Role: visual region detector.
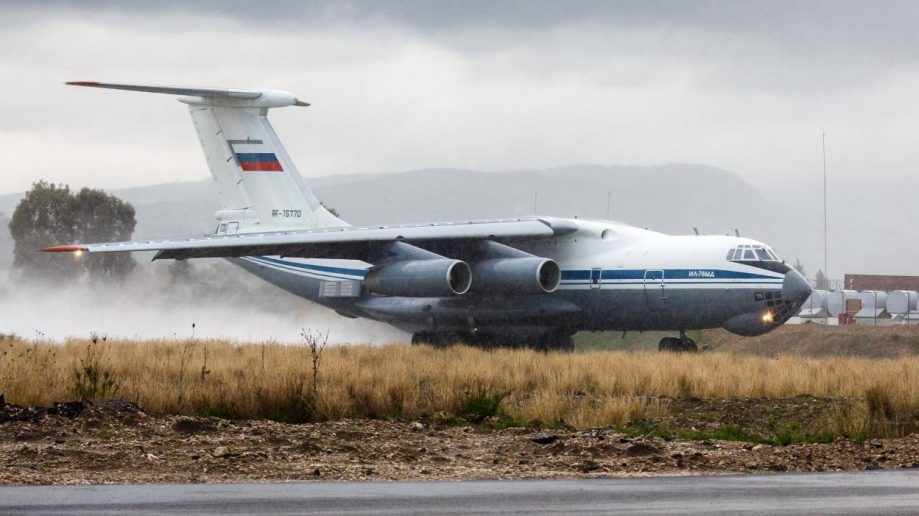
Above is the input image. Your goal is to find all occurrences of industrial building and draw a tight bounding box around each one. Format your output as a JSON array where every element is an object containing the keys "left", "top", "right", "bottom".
[{"left": 798, "top": 273, "right": 919, "bottom": 325}]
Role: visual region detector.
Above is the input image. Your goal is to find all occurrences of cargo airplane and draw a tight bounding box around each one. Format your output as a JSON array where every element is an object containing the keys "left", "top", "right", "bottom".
[{"left": 45, "top": 82, "right": 811, "bottom": 351}]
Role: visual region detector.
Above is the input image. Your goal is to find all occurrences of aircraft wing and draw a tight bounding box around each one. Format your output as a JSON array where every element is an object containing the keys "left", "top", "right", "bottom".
[{"left": 42, "top": 218, "right": 578, "bottom": 261}]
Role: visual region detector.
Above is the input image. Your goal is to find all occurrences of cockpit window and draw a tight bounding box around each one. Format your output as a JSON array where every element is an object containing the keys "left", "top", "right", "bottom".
[{"left": 727, "top": 244, "right": 781, "bottom": 263}]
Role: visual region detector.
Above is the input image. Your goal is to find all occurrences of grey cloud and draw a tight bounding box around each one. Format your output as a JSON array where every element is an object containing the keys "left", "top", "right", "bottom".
[
  {"left": 5, "top": 0, "right": 919, "bottom": 95},
  {"left": 1, "top": 0, "right": 918, "bottom": 211}
]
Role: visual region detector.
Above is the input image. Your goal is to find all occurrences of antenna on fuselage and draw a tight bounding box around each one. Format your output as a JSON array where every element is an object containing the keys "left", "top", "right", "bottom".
[
  {"left": 693, "top": 227, "right": 700, "bottom": 236},
  {"left": 734, "top": 228, "right": 741, "bottom": 237}
]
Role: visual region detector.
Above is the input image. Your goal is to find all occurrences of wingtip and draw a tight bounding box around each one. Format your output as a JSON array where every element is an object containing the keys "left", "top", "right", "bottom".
[
  {"left": 65, "top": 81, "right": 100, "bottom": 87},
  {"left": 41, "top": 245, "right": 88, "bottom": 253}
]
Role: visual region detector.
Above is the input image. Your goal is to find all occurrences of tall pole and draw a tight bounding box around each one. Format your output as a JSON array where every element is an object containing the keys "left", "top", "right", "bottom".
[{"left": 822, "top": 132, "right": 828, "bottom": 291}]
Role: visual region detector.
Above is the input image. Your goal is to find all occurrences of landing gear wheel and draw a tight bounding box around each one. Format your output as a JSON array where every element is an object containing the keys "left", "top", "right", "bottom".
[
  {"left": 678, "top": 338, "right": 698, "bottom": 352},
  {"left": 439, "top": 332, "right": 463, "bottom": 348},
  {"left": 658, "top": 335, "right": 698, "bottom": 353},
  {"left": 411, "top": 332, "right": 464, "bottom": 348},
  {"left": 555, "top": 335, "right": 576, "bottom": 353},
  {"left": 411, "top": 332, "right": 432, "bottom": 346},
  {"left": 532, "top": 332, "right": 576, "bottom": 353},
  {"left": 658, "top": 337, "right": 678, "bottom": 352}
]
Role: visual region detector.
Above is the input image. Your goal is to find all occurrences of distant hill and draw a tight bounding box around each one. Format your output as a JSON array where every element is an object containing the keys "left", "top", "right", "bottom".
[
  {"left": 1, "top": 164, "right": 913, "bottom": 276},
  {"left": 0, "top": 163, "right": 771, "bottom": 233}
]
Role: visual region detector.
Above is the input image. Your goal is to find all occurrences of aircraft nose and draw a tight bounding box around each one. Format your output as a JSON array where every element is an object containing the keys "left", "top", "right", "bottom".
[{"left": 782, "top": 268, "right": 811, "bottom": 305}]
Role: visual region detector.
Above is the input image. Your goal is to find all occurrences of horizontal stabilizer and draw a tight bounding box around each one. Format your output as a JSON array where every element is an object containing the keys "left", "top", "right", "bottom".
[{"left": 66, "top": 81, "right": 309, "bottom": 106}]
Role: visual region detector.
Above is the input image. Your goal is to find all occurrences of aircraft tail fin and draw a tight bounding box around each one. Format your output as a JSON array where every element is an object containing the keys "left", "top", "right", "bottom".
[{"left": 67, "top": 81, "right": 345, "bottom": 232}]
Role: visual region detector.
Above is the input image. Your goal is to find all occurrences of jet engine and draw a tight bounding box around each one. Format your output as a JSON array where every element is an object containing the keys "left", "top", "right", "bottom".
[
  {"left": 365, "top": 259, "right": 472, "bottom": 297},
  {"left": 470, "top": 257, "right": 561, "bottom": 294}
]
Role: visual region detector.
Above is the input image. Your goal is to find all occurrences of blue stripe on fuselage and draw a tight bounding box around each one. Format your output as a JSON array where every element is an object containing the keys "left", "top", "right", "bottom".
[
  {"left": 251, "top": 257, "right": 777, "bottom": 285},
  {"left": 560, "top": 269, "right": 781, "bottom": 281}
]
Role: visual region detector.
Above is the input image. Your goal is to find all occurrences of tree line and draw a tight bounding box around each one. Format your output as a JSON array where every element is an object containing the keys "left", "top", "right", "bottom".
[{"left": 8, "top": 181, "right": 136, "bottom": 281}]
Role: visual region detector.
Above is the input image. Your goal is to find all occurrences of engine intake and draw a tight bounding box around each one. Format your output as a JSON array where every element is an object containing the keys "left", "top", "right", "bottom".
[
  {"left": 470, "top": 258, "right": 561, "bottom": 294},
  {"left": 365, "top": 259, "right": 472, "bottom": 297}
]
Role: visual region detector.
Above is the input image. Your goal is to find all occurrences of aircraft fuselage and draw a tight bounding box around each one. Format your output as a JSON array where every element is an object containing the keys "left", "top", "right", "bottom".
[{"left": 233, "top": 219, "right": 811, "bottom": 343}]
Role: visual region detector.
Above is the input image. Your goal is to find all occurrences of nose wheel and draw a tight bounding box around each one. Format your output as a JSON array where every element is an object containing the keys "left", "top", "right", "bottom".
[{"left": 659, "top": 331, "right": 698, "bottom": 353}]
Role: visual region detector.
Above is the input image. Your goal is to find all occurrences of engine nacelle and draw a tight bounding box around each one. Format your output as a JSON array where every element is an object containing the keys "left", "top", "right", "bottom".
[
  {"left": 365, "top": 259, "right": 472, "bottom": 297},
  {"left": 470, "top": 258, "right": 561, "bottom": 294}
]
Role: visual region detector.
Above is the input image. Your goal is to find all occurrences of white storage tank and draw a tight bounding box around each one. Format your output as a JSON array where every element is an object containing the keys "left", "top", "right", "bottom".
[
  {"left": 854, "top": 290, "right": 888, "bottom": 319},
  {"left": 856, "top": 290, "right": 887, "bottom": 310},
  {"left": 798, "top": 289, "right": 829, "bottom": 317},
  {"left": 887, "top": 290, "right": 919, "bottom": 315},
  {"left": 827, "top": 290, "right": 859, "bottom": 317}
]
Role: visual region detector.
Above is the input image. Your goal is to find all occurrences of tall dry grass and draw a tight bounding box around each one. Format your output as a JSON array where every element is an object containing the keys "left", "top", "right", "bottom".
[{"left": 1, "top": 335, "right": 917, "bottom": 434}]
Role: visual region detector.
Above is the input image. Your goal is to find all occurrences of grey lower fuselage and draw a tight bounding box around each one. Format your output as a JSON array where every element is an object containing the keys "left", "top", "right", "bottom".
[{"left": 231, "top": 219, "right": 811, "bottom": 339}]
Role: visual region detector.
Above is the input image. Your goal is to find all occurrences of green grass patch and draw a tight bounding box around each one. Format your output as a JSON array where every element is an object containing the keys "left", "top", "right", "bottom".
[{"left": 461, "top": 389, "right": 505, "bottom": 420}]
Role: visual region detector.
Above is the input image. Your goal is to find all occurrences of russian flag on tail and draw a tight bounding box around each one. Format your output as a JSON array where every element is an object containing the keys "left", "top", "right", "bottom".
[{"left": 236, "top": 152, "right": 284, "bottom": 172}]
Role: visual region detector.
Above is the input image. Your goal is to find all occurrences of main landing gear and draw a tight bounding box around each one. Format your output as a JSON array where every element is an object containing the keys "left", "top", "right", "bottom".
[
  {"left": 411, "top": 331, "right": 575, "bottom": 352},
  {"left": 658, "top": 330, "right": 698, "bottom": 353}
]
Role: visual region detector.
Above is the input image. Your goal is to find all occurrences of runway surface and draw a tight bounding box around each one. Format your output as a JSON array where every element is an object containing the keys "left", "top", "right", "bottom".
[{"left": 2, "top": 469, "right": 918, "bottom": 514}]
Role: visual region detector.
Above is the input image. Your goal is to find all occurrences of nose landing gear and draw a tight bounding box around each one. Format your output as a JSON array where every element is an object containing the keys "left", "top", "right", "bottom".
[{"left": 659, "top": 330, "right": 698, "bottom": 353}]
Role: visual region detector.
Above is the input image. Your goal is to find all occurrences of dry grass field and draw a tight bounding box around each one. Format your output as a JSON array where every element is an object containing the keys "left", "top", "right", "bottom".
[{"left": 2, "top": 333, "right": 918, "bottom": 441}]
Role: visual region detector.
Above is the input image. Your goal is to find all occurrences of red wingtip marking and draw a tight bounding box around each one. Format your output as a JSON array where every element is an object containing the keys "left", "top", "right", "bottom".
[
  {"left": 65, "top": 81, "right": 100, "bottom": 87},
  {"left": 41, "top": 245, "right": 88, "bottom": 253}
]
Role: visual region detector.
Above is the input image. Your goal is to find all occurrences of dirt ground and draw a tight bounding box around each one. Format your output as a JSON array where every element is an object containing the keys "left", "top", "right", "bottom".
[
  {"left": 575, "top": 322, "right": 919, "bottom": 357},
  {"left": 2, "top": 398, "right": 917, "bottom": 485},
  {"left": 707, "top": 324, "right": 919, "bottom": 358}
]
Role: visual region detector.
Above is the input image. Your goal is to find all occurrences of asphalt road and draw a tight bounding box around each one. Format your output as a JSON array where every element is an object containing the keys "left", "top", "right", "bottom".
[{"left": 2, "top": 470, "right": 918, "bottom": 514}]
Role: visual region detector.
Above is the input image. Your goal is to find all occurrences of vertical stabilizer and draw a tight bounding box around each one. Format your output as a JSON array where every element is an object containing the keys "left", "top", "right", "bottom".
[{"left": 66, "top": 81, "right": 346, "bottom": 231}]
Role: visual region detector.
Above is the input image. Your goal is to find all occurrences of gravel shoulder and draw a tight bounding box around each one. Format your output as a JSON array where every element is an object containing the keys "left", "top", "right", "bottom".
[{"left": 2, "top": 399, "right": 918, "bottom": 485}]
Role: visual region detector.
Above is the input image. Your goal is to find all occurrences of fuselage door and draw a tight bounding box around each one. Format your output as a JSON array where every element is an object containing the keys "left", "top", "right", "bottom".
[
  {"left": 590, "top": 268, "right": 602, "bottom": 289},
  {"left": 644, "top": 269, "right": 666, "bottom": 311}
]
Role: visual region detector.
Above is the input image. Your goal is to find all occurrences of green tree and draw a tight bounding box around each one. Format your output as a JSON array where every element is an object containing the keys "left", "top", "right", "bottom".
[
  {"left": 71, "top": 187, "right": 136, "bottom": 278},
  {"left": 8, "top": 181, "right": 136, "bottom": 281}
]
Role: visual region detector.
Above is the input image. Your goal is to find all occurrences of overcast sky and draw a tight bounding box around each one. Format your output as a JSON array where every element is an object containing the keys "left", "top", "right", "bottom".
[{"left": 2, "top": 0, "right": 918, "bottom": 196}]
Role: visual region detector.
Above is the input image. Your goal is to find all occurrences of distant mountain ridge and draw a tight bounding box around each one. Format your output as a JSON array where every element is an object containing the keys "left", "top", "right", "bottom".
[
  {"left": 1, "top": 164, "right": 913, "bottom": 276},
  {"left": 0, "top": 163, "right": 767, "bottom": 236}
]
